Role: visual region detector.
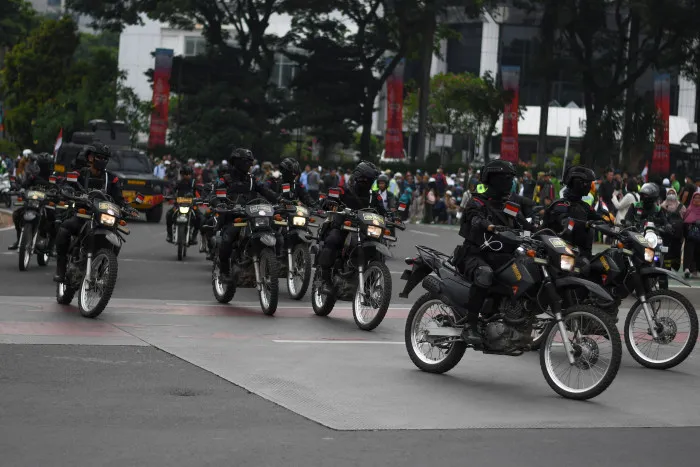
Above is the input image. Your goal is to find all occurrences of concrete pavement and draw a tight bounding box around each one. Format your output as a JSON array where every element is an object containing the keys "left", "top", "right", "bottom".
[{"left": 1, "top": 218, "right": 699, "bottom": 464}]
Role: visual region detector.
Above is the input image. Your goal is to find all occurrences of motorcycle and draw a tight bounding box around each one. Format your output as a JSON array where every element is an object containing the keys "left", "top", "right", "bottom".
[
  {"left": 166, "top": 194, "right": 202, "bottom": 261},
  {"left": 399, "top": 227, "right": 622, "bottom": 400},
  {"left": 211, "top": 197, "right": 282, "bottom": 315},
  {"left": 310, "top": 205, "right": 404, "bottom": 331},
  {"left": 1, "top": 173, "right": 13, "bottom": 208},
  {"left": 55, "top": 175, "right": 134, "bottom": 318},
  {"left": 579, "top": 221, "right": 697, "bottom": 369},
  {"left": 273, "top": 200, "right": 316, "bottom": 300},
  {"left": 12, "top": 184, "right": 58, "bottom": 270}
]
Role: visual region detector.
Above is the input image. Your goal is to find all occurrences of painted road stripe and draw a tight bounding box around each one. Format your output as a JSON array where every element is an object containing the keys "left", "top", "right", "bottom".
[
  {"left": 274, "top": 339, "right": 404, "bottom": 345},
  {"left": 412, "top": 230, "right": 439, "bottom": 237}
]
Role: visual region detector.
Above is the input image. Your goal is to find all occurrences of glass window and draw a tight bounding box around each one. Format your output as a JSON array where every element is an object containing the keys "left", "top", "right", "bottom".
[
  {"left": 184, "top": 36, "right": 206, "bottom": 57},
  {"left": 446, "top": 23, "right": 483, "bottom": 75}
]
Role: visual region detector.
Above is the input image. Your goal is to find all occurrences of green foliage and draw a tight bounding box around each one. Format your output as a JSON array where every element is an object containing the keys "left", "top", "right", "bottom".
[
  {"left": 0, "top": 138, "right": 19, "bottom": 155},
  {"left": 0, "top": 0, "right": 37, "bottom": 48}
]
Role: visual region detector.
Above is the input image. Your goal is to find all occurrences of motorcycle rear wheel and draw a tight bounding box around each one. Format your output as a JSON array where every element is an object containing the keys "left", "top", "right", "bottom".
[
  {"left": 258, "top": 249, "right": 279, "bottom": 316},
  {"left": 177, "top": 224, "right": 187, "bottom": 261},
  {"left": 78, "top": 249, "right": 118, "bottom": 319},
  {"left": 405, "top": 294, "right": 466, "bottom": 374},
  {"left": 56, "top": 281, "right": 76, "bottom": 305},
  {"left": 18, "top": 225, "right": 32, "bottom": 271},
  {"left": 287, "top": 243, "right": 311, "bottom": 300}
]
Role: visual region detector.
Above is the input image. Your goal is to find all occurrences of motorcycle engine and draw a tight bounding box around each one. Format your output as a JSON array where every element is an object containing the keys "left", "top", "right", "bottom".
[{"left": 484, "top": 301, "right": 533, "bottom": 352}]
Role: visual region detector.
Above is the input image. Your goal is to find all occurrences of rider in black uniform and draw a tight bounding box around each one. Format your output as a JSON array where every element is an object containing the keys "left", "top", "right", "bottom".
[
  {"left": 53, "top": 143, "right": 124, "bottom": 283},
  {"left": 165, "top": 165, "right": 202, "bottom": 244},
  {"left": 317, "top": 161, "right": 386, "bottom": 294},
  {"left": 216, "top": 148, "right": 277, "bottom": 282},
  {"left": 8, "top": 153, "right": 55, "bottom": 250},
  {"left": 276, "top": 157, "right": 315, "bottom": 206}
]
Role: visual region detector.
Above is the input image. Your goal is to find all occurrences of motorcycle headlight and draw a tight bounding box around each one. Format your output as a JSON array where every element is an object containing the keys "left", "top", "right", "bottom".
[
  {"left": 367, "top": 225, "right": 382, "bottom": 238},
  {"left": 179, "top": 206, "right": 190, "bottom": 214},
  {"left": 644, "top": 248, "right": 654, "bottom": 263},
  {"left": 293, "top": 216, "right": 307, "bottom": 226},
  {"left": 28, "top": 200, "right": 40, "bottom": 208},
  {"left": 644, "top": 231, "right": 659, "bottom": 248},
  {"left": 560, "top": 255, "right": 575, "bottom": 271},
  {"left": 255, "top": 217, "right": 269, "bottom": 227},
  {"left": 100, "top": 213, "right": 116, "bottom": 226}
]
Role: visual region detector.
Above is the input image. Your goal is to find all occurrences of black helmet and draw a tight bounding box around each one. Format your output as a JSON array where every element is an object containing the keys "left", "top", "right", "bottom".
[
  {"left": 481, "top": 160, "right": 516, "bottom": 185},
  {"left": 563, "top": 166, "right": 595, "bottom": 185},
  {"left": 279, "top": 157, "right": 300, "bottom": 182},
  {"left": 481, "top": 160, "right": 515, "bottom": 199},
  {"left": 84, "top": 142, "right": 111, "bottom": 171},
  {"left": 37, "top": 153, "right": 54, "bottom": 178},
  {"left": 639, "top": 182, "right": 660, "bottom": 201},
  {"left": 377, "top": 173, "right": 389, "bottom": 184},
  {"left": 180, "top": 165, "right": 193, "bottom": 176},
  {"left": 228, "top": 148, "right": 254, "bottom": 174},
  {"left": 351, "top": 161, "right": 380, "bottom": 195}
]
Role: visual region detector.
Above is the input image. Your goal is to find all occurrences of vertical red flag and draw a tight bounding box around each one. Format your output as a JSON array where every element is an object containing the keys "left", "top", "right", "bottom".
[
  {"left": 651, "top": 74, "right": 670, "bottom": 175},
  {"left": 500, "top": 66, "right": 520, "bottom": 163},
  {"left": 384, "top": 58, "right": 405, "bottom": 159},
  {"left": 148, "top": 48, "right": 174, "bottom": 149}
]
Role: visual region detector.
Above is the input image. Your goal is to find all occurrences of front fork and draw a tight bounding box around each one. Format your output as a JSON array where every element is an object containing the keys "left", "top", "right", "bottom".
[
  {"left": 542, "top": 267, "right": 576, "bottom": 365},
  {"left": 630, "top": 257, "right": 660, "bottom": 339},
  {"left": 287, "top": 247, "right": 294, "bottom": 281},
  {"left": 253, "top": 255, "right": 262, "bottom": 292},
  {"left": 356, "top": 231, "right": 365, "bottom": 296}
]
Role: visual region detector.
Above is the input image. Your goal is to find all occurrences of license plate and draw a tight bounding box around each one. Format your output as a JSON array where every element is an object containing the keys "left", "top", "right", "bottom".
[
  {"left": 128, "top": 180, "right": 146, "bottom": 186},
  {"left": 661, "top": 246, "right": 668, "bottom": 253}
]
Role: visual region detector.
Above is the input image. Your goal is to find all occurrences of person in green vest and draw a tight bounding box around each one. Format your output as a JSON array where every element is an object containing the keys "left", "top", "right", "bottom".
[
  {"left": 476, "top": 183, "right": 486, "bottom": 193},
  {"left": 670, "top": 173, "right": 681, "bottom": 193}
]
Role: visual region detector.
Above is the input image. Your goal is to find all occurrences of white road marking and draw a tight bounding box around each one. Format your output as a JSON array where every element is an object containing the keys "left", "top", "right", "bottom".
[
  {"left": 412, "top": 230, "right": 439, "bottom": 237},
  {"left": 273, "top": 339, "right": 404, "bottom": 345}
]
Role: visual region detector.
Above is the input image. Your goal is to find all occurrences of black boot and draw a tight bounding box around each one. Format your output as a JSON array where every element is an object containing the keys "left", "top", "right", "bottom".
[
  {"left": 7, "top": 228, "right": 20, "bottom": 250},
  {"left": 166, "top": 229, "right": 173, "bottom": 243},
  {"left": 189, "top": 232, "right": 198, "bottom": 246},
  {"left": 53, "top": 256, "right": 67, "bottom": 283},
  {"left": 461, "top": 323, "right": 482, "bottom": 348},
  {"left": 320, "top": 268, "right": 335, "bottom": 295}
]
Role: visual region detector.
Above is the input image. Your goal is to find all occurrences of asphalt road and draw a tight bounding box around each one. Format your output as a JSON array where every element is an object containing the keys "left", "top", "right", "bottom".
[{"left": 1, "top": 214, "right": 699, "bottom": 465}]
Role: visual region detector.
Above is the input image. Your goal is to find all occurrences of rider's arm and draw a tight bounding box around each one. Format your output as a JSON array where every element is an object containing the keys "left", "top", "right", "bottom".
[
  {"left": 254, "top": 180, "right": 278, "bottom": 203},
  {"left": 296, "top": 184, "right": 315, "bottom": 207},
  {"left": 108, "top": 174, "right": 125, "bottom": 205}
]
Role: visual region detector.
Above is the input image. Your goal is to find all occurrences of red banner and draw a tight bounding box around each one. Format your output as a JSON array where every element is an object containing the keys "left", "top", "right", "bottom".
[
  {"left": 384, "top": 59, "right": 405, "bottom": 159},
  {"left": 500, "top": 66, "right": 520, "bottom": 163},
  {"left": 651, "top": 74, "right": 670, "bottom": 175},
  {"left": 148, "top": 48, "right": 174, "bottom": 148}
]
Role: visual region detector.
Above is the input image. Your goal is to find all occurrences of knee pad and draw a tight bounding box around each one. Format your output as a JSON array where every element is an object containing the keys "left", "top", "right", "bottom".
[{"left": 473, "top": 265, "right": 493, "bottom": 288}]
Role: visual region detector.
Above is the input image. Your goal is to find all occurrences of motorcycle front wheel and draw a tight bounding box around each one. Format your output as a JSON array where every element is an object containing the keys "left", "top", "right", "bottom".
[
  {"left": 540, "top": 305, "right": 622, "bottom": 400},
  {"left": 258, "top": 249, "right": 280, "bottom": 316},
  {"left": 624, "top": 290, "right": 698, "bottom": 369},
  {"left": 18, "top": 224, "right": 32, "bottom": 271},
  {"left": 311, "top": 269, "right": 336, "bottom": 316},
  {"left": 352, "top": 260, "right": 392, "bottom": 331},
  {"left": 212, "top": 260, "right": 235, "bottom": 303},
  {"left": 78, "top": 248, "right": 118, "bottom": 318},
  {"left": 287, "top": 243, "right": 311, "bottom": 300}
]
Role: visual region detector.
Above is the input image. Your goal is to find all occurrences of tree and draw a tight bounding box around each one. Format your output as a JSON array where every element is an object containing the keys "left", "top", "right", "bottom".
[
  {"left": 558, "top": 0, "right": 700, "bottom": 168},
  {"left": 283, "top": 0, "right": 415, "bottom": 160},
  {"left": 1, "top": 17, "right": 81, "bottom": 148},
  {"left": 0, "top": 0, "right": 37, "bottom": 49}
]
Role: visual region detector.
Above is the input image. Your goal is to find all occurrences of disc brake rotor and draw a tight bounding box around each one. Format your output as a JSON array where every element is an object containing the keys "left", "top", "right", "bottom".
[{"left": 573, "top": 337, "right": 600, "bottom": 370}]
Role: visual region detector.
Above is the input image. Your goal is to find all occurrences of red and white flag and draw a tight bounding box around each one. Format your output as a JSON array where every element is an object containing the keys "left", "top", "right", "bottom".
[
  {"left": 503, "top": 202, "right": 519, "bottom": 217},
  {"left": 640, "top": 162, "right": 649, "bottom": 183},
  {"left": 66, "top": 171, "right": 79, "bottom": 183},
  {"left": 53, "top": 128, "right": 63, "bottom": 158}
]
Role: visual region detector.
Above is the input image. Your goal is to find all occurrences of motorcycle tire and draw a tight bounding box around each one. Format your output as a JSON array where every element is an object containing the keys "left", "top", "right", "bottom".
[
  {"left": 56, "top": 281, "right": 76, "bottom": 305},
  {"left": 177, "top": 224, "right": 187, "bottom": 261},
  {"left": 37, "top": 249, "right": 50, "bottom": 266},
  {"left": 311, "top": 269, "right": 336, "bottom": 316},
  {"left": 212, "top": 260, "right": 235, "bottom": 303},
  {"left": 18, "top": 225, "right": 32, "bottom": 271},
  {"left": 405, "top": 293, "right": 466, "bottom": 374},
  {"left": 287, "top": 243, "right": 311, "bottom": 300},
  {"left": 78, "top": 248, "right": 119, "bottom": 319},
  {"left": 624, "top": 289, "right": 698, "bottom": 370},
  {"left": 540, "top": 305, "right": 622, "bottom": 400},
  {"left": 259, "top": 249, "right": 280, "bottom": 316},
  {"left": 352, "top": 260, "right": 392, "bottom": 331}
]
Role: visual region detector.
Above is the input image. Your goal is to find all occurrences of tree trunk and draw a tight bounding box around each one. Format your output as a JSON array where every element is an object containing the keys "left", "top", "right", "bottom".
[
  {"left": 537, "top": 2, "right": 557, "bottom": 167},
  {"left": 360, "top": 95, "right": 376, "bottom": 160},
  {"left": 620, "top": 12, "right": 639, "bottom": 170},
  {"left": 416, "top": 14, "right": 437, "bottom": 164},
  {"left": 581, "top": 107, "right": 603, "bottom": 169}
]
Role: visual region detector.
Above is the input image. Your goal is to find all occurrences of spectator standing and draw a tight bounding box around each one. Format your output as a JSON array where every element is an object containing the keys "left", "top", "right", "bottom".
[
  {"left": 683, "top": 191, "right": 700, "bottom": 278},
  {"left": 611, "top": 179, "right": 639, "bottom": 225},
  {"left": 670, "top": 173, "right": 681, "bottom": 193},
  {"left": 598, "top": 169, "right": 617, "bottom": 214},
  {"left": 322, "top": 167, "right": 340, "bottom": 192},
  {"left": 306, "top": 166, "right": 320, "bottom": 199},
  {"left": 153, "top": 159, "right": 166, "bottom": 179},
  {"left": 680, "top": 175, "right": 696, "bottom": 207}
]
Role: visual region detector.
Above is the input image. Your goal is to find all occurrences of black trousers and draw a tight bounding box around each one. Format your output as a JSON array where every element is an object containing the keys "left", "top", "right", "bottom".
[
  {"left": 317, "top": 227, "right": 347, "bottom": 280},
  {"left": 218, "top": 224, "right": 241, "bottom": 274},
  {"left": 55, "top": 215, "right": 84, "bottom": 258}
]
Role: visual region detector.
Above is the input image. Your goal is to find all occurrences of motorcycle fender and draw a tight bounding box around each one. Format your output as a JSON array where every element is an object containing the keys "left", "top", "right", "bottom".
[
  {"left": 251, "top": 231, "right": 276, "bottom": 247},
  {"left": 399, "top": 262, "right": 432, "bottom": 298},
  {"left": 639, "top": 266, "right": 691, "bottom": 287},
  {"left": 555, "top": 276, "right": 614, "bottom": 303},
  {"left": 363, "top": 241, "right": 392, "bottom": 258},
  {"left": 289, "top": 229, "right": 312, "bottom": 244},
  {"left": 23, "top": 211, "right": 37, "bottom": 222},
  {"left": 94, "top": 228, "right": 122, "bottom": 248}
]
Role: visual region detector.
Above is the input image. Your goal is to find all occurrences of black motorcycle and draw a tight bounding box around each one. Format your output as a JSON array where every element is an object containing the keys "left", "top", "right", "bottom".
[
  {"left": 310, "top": 206, "right": 404, "bottom": 331},
  {"left": 13, "top": 186, "right": 57, "bottom": 271},
  {"left": 399, "top": 228, "right": 622, "bottom": 400},
  {"left": 273, "top": 201, "right": 316, "bottom": 300},
  {"left": 55, "top": 177, "right": 134, "bottom": 318},
  {"left": 211, "top": 198, "right": 282, "bottom": 315},
  {"left": 165, "top": 193, "right": 202, "bottom": 261}
]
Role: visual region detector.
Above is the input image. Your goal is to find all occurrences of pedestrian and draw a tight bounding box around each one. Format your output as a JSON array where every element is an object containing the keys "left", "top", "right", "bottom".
[
  {"left": 682, "top": 191, "right": 700, "bottom": 278},
  {"left": 153, "top": 159, "right": 166, "bottom": 179},
  {"left": 680, "top": 175, "right": 695, "bottom": 207},
  {"left": 322, "top": 167, "right": 340, "bottom": 192},
  {"left": 306, "top": 165, "right": 320, "bottom": 200},
  {"left": 661, "top": 188, "right": 685, "bottom": 271},
  {"left": 423, "top": 178, "right": 437, "bottom": 224},
  {"left": 611, "top": 178, "right": 639, "bottom": 225},
  {"left": 300, "top": 164, "right": 310, "bottom": 186},
  {"left": 598, "top": 169, "right": 617, "bottom": 215},
  {"left": 670, "top": 173, "right": 681, "bottom": 193},
  {"left": 445, "top": 190, "right": 458, "bottom": 224}
]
